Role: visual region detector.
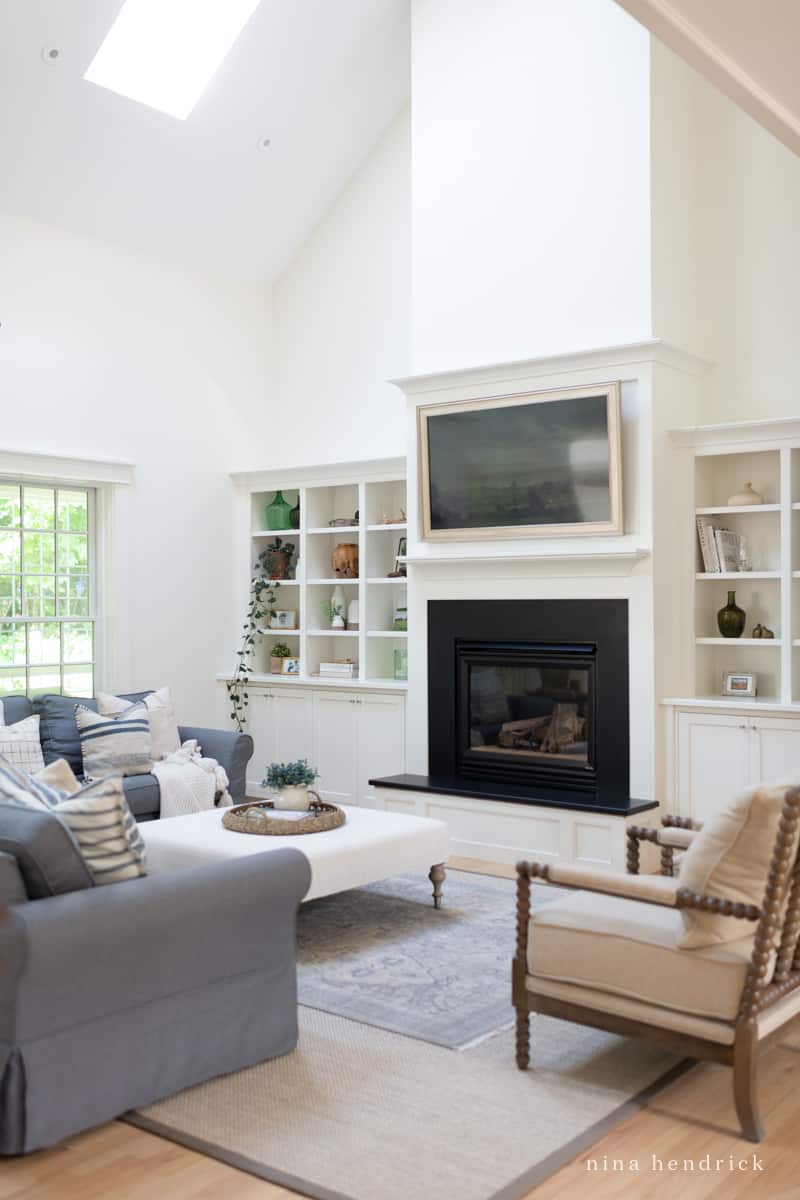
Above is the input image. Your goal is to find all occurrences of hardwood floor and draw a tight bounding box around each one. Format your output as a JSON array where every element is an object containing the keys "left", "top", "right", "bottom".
[{"left": 4, "top": 857, "right": 799, "bottom": 1200}]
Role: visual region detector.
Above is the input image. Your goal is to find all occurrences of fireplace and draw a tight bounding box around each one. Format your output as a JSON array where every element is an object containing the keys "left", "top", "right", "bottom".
[{"left": 428, "top": 599, "right": 629, "bottom": 809}]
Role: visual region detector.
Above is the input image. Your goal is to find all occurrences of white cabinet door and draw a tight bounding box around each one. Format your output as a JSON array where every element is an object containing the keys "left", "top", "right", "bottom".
[
  {"left": 245, "top": 689, "right": 278, "bottom": 787},
  {"left": 676, "top": 711, "right": 750, "bottom": 821},
  {"left": 312, "top": 693, "right": 358, "bottom": 804},
  {"left": 750, "top": 718, "right": 800, "bottom": 784},
  {"left": 356, "top": 693, "right": 406, "bottom": 808},
  {"left": 270, "top": 687, "right": 314, "bottom": 769}
]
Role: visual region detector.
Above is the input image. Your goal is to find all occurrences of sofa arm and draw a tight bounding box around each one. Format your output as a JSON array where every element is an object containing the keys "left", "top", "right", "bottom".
[
  {"left": 0, "top": 848, "right": 310, "bottom": 1044},
  {"left": 178, "top": 725, "right": 254, "bottom": 802}
]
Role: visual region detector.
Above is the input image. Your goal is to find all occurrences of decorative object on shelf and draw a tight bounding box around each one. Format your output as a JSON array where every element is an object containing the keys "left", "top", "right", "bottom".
[
  {"left": 388, "top": 536, "right": 407, "bottom": 577},
  {"left": 269, "top": 641, "right": 293, "bottom": 674},
  {"left": 332, "top": 543, "right": 359, "bottom": 578},
  {"left": 736, "top": 536, "right": 752, "bottom": 573},
  {"left": 418, "top": 381, "right": 622, "bottom": 540},
  {"left": 381, "top": 508, "right": 407, "bottom": 525},
  {"left": 320, "top": 587, "right": 346, "bottom": 630},
  {"left": 727, "top": 482, "right": 764, "bottom": 506},
  {"left": 318, "top": 659, "right": 355, "bottom": 678},
  {"left": 281, "top": 657, "right": 301, "bottom": 675},
  {"left": 262, "top": 759, "right": 320, "bottom": 810},
  {"left": 722, "top": 671, "right": 757, "bottom": 697},
  {"left": 393, "top": 647, "right": 408, "bottom": 681},
  {"left": 262, "top": 536, "right": 296, "bottom": 580},
  {"left": 223, "top": 798, "right": 345, "bottom": 836},
  {"left": 328, "top": 517, "right": 355, "bottom": 528},
  {"left": 717, "top": 591, "right": 746, "bottom": 638},
  {"left": 227, "top": 547, "right": 284, "bottom": 731},
  {"left": 289, "top": 496, "right": 301, "bottom": 529},
  {"left": 392, "top": 605, "right": 408, "bottom": 632},
  {"left": 714, "top": 528, "right": 744, "bottom": 572},
  {"left": 752, "top": 623, "right": 775, "bottom": 639},
  {"left": 347, "top": 597, "right": 359, "bottom": 631},
  {"left": 269, "top": 608, "right": 298, "bottom": 630},
  {"left": 265, "top": 490, "right": 293, "bottom": 531}
]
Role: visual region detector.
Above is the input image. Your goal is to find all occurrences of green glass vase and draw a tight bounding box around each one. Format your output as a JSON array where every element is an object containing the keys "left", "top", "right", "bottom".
[
  {"left": 265, "top": 490, "right": 293, "bottom": 531},
  {"left": 717, "top": 590, "right": 745, "bottom": 638}
]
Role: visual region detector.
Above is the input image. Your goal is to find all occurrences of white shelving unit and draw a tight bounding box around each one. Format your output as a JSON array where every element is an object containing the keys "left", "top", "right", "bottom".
[{"left": 230, "top": 458, "right": 408, "bottom": 690}]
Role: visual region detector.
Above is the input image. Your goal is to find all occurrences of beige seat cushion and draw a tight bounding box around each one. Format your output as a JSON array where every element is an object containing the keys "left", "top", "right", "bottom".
[
  {"left": 529, "top": 890, "right": 753, "bottom": 1021},
  {"left": 678, "top": 780, "right": 800, "bottom": 948}
]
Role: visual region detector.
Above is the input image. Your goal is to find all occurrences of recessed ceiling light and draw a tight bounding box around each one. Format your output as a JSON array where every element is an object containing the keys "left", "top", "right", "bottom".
[
  {"left": 41, "top": 45, "right": 61, "bottom": 65},
  {"left": 84, "top": 0, "right": 261, "bottom": 120},
  {"left": 256, "top": 136, "right": 271, "bottom": 151}
]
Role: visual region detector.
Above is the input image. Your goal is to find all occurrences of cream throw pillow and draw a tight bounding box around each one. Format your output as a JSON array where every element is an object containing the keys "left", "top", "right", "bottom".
[
  {"left": 36, "top": 757, "right": 81, "bottom": 794},
  {"left": 677, "top": 779, "right": 800, "bottom": 948},
  {"left": 98, "top": 687, "right": 181, "bottom": 761},
  {"left": 0, "top": 714, "right": 44, "bottom": 773}
]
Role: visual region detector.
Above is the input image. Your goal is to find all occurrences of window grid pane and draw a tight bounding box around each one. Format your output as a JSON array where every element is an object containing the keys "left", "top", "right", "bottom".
[{"left": 0, "top": 480, "right": 94, "bottom": 698}]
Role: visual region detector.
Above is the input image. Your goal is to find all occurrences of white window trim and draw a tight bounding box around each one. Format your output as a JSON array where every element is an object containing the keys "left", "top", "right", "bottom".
[{"left": 0, "top": 448, "right": 135, "bottom": 695}]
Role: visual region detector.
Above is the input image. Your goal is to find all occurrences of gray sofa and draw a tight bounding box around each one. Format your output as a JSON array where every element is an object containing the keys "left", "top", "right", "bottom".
[
  {"left": 0, "top": 846, "right": 311, "bottom": 1153},
  {"left": 3, "top": 692, "right": 254, "bottom": 819},
  {"left": 0, "top": 692, "right": 310, "bottom": 1155}
]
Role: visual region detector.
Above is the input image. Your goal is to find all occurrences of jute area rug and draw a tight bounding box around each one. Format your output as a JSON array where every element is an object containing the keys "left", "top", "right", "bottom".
[{"left": 130, "top": 1007, "right": 681, "bottom": 1200}]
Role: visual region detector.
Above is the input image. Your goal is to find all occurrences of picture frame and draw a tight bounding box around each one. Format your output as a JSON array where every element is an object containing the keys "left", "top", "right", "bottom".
[
  {"left": 269, "top": 609, "right": 298, "bottom": 630},
  {"left": 281, "top": 657, "right": 301, "bottom": 675},
  {"left": 723, "top": 671, "right": 757, "bottom": 698},
  {"left": 417, "top": 382, "right": 622, "bottom": 541}
]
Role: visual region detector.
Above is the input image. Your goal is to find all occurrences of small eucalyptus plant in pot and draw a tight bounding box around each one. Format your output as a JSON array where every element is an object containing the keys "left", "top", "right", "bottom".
[
  {"left": 269, "top": 641, "right": 293, "bottom": 674},
  {"left": 263, "top": 759, "right": 321, "bottom": 811}
]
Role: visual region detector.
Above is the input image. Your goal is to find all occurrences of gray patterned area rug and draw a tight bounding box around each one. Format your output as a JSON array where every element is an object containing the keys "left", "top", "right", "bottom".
[{"left": 296, "top": 869, "right": 557, "bottom": 1048}]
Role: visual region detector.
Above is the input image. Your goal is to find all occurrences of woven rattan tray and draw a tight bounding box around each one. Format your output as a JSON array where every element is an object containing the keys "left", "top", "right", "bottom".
[{"left": 222, "top": 799, "right": 346, "bottom": 836}]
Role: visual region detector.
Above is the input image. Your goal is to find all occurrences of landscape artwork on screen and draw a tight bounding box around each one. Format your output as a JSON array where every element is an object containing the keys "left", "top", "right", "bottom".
[{"left": 418, "top": 383, "right": 622, "bottom": 540}]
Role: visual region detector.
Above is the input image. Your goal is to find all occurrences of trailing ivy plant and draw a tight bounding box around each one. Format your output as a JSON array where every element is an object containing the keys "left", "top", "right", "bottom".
[{"left": 227, "top": 542, "right": 294, "bottom": 730}]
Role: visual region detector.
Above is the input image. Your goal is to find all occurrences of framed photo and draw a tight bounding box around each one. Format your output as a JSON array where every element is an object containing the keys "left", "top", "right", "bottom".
[
  {"left": 723, "top": 671, "right": 757, "bottom": 697},
  {"left": 269, "top": 609, "right": 297, "bottom": 630},
  {"left": 417, "top": 382, "right": 622, "bottom": 541},
  {"left": 281, "top": 657, "right": 301, "bottom": 675}
]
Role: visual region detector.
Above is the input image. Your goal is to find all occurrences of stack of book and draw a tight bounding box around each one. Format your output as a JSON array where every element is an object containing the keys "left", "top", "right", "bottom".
[
  {"left": 696, "top": 517, "right": 749, "bottom": 572},
  {"left": 318, "top": 659, "right": 357, "bottom": 679}
]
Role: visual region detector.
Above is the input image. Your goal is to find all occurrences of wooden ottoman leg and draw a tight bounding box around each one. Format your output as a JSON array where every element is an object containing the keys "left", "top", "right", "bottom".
[
  {"left": 516, "top": 1008, "right": 530, "bottom": 1070},
  {"left": 429, "top": 862, "right": 446, "bottom": 909}
]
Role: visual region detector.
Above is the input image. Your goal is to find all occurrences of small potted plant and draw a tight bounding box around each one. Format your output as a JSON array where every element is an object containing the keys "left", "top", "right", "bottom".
[
  {"left": 262, "top": 759, "right": 320, "bottom": 810},
  {"left": 262, "top": 537, "right": 296, "bottom": 581},
  {"left": 269, "top": 641, "right": 293, "bottom": 674},
  {"left": 320, "top": 598, "right": 346, "bottom": 629}
]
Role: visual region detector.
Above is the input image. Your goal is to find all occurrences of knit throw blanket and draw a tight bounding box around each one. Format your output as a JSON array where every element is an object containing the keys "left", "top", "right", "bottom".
[{"left": 152, "top": 739, "right": 231, "bottom": 819}]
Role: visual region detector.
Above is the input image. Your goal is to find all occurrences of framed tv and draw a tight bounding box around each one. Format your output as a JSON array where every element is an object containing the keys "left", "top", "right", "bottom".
[{"left": 417, "top": 382, "right": 622, "bottom": 541}]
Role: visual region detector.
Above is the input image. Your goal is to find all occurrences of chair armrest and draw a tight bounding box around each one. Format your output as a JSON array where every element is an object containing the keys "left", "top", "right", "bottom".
[
  {"left": 517, "top": 860, "right": 762, "bottom": 920},
  {"left": 178, "top": 726, "right": 254, "bottom": 802},
  {"left": 662, "top": 813, "right": 704, "bottom": 831},
  {"left": 0, "top": 848, "right": 310, "bottom": 1043}
]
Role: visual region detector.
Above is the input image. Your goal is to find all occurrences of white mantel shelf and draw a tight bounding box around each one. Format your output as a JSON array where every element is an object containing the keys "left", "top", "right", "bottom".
[{"left": 401, "top": 548, "right": 650, "bottom": 572}]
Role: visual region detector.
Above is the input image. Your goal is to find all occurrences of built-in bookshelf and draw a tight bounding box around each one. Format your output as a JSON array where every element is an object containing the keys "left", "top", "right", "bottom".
[
  {"left": 229, "top": 458, "right": 408, "bottom": 689},
  {"left": 671, "top": 420, "right": 800, "bottom": 705}
]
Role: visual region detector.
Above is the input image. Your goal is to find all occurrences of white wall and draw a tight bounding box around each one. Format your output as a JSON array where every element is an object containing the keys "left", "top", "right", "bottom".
[
  {"left": 0, "top": 209, "right": 272, "bottom": 725},
  {"left": 411, "top": 0, "right": 653, "bottom": 374},
  {"left": 270, "top": 111, "right": 411, "bottom": 469},
  {"left": 650, "top": 41, "right": 800, "bottom": 423}
]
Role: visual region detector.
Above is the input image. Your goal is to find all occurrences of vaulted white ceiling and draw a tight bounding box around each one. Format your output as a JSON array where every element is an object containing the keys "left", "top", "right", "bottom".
[
  {"left": 0, "top": 0, "right": 409, "bottom": 285},
  {"left": 616, "top": 0, "right": 800, "bottom": 157}
]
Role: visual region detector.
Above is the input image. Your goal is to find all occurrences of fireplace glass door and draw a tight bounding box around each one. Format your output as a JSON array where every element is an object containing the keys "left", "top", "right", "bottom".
[{"left": 457, "top": 642, "right": 596, "bottom": 790}]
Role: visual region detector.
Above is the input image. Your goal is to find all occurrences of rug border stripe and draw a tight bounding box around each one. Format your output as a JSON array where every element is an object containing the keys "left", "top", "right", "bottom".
[{"left": 122, "top": 1059, "right": 693, "bottom": 1200}]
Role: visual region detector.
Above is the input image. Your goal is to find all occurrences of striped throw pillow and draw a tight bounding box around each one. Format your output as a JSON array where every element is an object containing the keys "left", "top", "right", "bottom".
[
  {"left": 75, "top": 702, "right": 153, "bottom": 779},
  {"left": 0, "top": 752, "right": 67, "bottom": 810},
  {"left": 0, "top": 715, "right": 45, "bottom": 774},
  {"left": 54, "top": 776, "right": 147, "bottom": 884}
]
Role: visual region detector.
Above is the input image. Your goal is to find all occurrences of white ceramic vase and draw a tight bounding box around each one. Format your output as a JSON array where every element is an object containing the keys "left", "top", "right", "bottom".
[{"left": 272, "top": 785, "right": 320, "bottom": 811}]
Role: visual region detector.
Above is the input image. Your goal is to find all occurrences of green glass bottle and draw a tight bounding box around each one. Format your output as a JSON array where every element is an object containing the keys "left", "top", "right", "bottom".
[
  {"left": 265, "top": 490, "right": 292, "bottom": 531},
  {"left": 717, "top": 590, "right": 745, "bottom": 638}
]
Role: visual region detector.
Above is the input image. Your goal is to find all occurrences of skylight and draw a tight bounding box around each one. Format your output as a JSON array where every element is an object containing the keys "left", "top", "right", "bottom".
[{"left": 84, "top": 0, "right": 261, "bottom": 120}]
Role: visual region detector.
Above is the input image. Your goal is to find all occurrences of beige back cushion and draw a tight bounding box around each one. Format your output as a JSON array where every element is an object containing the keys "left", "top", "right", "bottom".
[{"left": 677, "top": 781, "right": 799, "bottom": 949}]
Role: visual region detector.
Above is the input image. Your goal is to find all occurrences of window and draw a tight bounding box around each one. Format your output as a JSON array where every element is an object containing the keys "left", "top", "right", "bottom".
[{"left": 0, "top": 482, "right": 95, "bottom": 698}]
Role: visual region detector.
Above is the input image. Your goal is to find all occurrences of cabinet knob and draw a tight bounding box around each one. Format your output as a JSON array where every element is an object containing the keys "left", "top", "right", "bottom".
[{"left": 739, "top": 724, "right": 747, "bottom": 730}]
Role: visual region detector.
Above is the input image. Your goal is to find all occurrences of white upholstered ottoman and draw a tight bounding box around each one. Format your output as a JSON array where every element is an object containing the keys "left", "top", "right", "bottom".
[{"left": 140, "top": 805, "right": 450, "bottom": 905}]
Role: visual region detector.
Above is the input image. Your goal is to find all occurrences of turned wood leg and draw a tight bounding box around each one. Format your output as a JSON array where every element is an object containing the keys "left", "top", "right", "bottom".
[
  {"left": 516, "top": 1008, "right": 530, "bottom": 1070},
  {"left": 733, "top": 1024, "right": 765, "bottom": 1142},
  {"left": 429, "top": 862, "right": 446, "bottom": 909}
]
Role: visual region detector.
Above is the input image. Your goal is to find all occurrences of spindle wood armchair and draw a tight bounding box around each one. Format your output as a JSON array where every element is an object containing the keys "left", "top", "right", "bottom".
[{"left": 513, "top": 788, "right": 800, "bottom": 1141}]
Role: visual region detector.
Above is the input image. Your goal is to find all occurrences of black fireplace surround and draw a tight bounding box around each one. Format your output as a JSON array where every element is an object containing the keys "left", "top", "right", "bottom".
[{"left": 371, "top": 598, "right": 655, "bottom": 817}]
